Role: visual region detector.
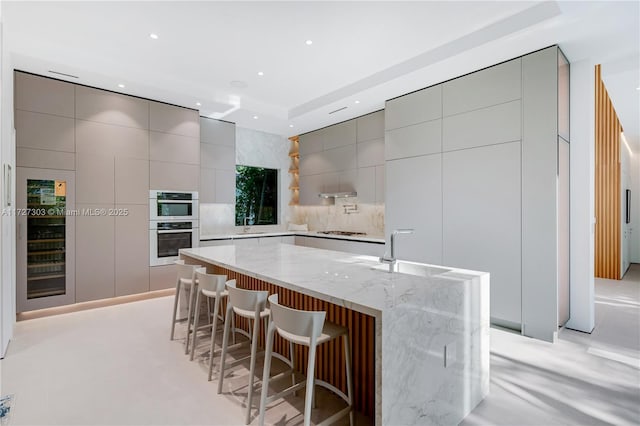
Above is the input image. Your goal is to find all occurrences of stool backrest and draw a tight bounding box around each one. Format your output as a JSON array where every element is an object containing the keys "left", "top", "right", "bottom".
[
  {"left": 195, "top": 269, "right": 227, "bottom": 294},
  {"left": 267, "top": 294, "right": 326, "bottom": 341},
  {"left": 175, "top": 259, "right": 201, "bottom": 280},
  {"left": 226, "top": 280, "right": 268, "bottom": 313}
]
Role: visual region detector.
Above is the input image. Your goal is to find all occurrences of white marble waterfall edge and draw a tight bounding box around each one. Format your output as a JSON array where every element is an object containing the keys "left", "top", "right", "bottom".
[{"left": 179, "top": 244, "right": 489, "bottom": 425}]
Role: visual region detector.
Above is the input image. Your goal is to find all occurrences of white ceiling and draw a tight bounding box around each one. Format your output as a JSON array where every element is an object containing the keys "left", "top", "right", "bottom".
[{"left": 2, "top": 1, "right": 638, "bottom": 149}]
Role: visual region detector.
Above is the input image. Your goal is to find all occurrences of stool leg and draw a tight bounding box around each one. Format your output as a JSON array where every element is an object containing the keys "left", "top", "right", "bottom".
[
  {"left": 259, "top": 321, "right": 276, "bottom": 426},
  {"left": 207, "top": 296, "right": 221, "bottom": 380},
  {"left": 217, "top": 304, "right": 234, "bottom": 393},
  {"left": 246, "top": 311, "right": 261, "bottom": 424},
  {"left": 206, "top": 297, "right": 212, "bottom": 325},
  {"left": 289, "top": 341, "right": 297, "bottom": 396},
  {"left": 170, "top": 280, "right": 181, "bottom": 340},
  {"left": 190, "top": 290, "right": 202, "bottom": 361},
  {"left": 343, "top": 334, "right": 354, "bottom": 426},
  {"left": 185, "top": 283, "right": 197, "bottom": 354},
  {"left": 303, "top": 340, "right": 318, "bottom": 426}
]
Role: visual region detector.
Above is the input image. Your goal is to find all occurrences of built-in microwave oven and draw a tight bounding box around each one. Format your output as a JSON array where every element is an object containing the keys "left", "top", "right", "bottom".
[
  {"left": 149, "top": 220, "right": 199, "bottom": 266},
  {"left": 149, "top": 190, "right": 199, "bottom": 221}
]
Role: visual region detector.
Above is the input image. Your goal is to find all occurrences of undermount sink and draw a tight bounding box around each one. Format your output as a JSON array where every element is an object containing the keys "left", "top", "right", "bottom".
[{"left": 373, "top": 260, "right": 452, "bottom": 277}]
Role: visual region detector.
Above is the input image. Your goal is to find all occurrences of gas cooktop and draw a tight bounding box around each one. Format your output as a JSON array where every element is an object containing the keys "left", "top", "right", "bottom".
[{"left": 318, "top": 230, "right": 366, "bottom": 236}]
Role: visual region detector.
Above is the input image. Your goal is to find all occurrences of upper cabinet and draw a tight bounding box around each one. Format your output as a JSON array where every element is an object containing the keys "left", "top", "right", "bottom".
[
  {"left": 150, "top": 101, "right": 199, "bottom": 138},
  {"left": 199, "top": 117, "right": 236, "bottom": 204},
  {"left": 76, "top": 86, "right": 149, "bottom": 129},
  {"left": 15, "top": 72, "right": 74, "bottom": 118},
  {"left": 298, "top": 111, "right": 385, "bottom": 205},
  {"left": 385, "top": 85, "right": 441, "bottom": 131},
  {"left": 442, "top": 58, "right": 521, "bottom": 116}
]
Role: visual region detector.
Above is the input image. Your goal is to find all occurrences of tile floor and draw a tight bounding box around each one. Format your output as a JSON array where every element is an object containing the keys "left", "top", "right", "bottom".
[{"left": 1, "top": 266, "right": 639, "bottom": 425}]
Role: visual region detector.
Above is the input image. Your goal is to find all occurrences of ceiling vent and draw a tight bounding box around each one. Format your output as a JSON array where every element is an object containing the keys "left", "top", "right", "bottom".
[
  {"left": 328, "top": 106, "right": 347, "bottom": 114},
  {"left": 48, "top": 70, "right": 79, "bottom": 79}
]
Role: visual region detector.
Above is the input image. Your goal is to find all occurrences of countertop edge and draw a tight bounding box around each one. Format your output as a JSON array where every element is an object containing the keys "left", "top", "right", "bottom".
[{"left": 200, "top": 231, "right": 385, "bottom": 244}]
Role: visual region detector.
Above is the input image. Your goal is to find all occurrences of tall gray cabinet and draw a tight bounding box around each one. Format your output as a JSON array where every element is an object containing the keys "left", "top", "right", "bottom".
[
  {"left": 385, "top": 46, "right": 569, "bottom": 342},
  {"left": 15, "top": 71, "right": 200, "bottom": 311}
]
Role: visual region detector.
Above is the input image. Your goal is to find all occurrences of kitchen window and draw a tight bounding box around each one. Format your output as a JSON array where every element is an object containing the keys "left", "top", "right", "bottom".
[{"left": 235, "top": 165, "right": 278, "bottom": 226}]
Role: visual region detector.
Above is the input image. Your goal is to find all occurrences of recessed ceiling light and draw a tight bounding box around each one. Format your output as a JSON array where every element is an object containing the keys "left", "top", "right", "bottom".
[
  {"left": 257, "top": 71, "right": 264, "bottom": 76},
  {"left": 637, "top": 87, "right": 640, "bottom": 90},
  {"left": 253, "top": 115, "right": 259, "bottom": 119},
  {"left": 149, "top": 33, "right": 159, "bottom": 40},
  {"left": 118, "top": 83, "right": 125, "bottom": 88},
  {"left": 305, "top": 40, "right": 313, "bottom": 45},
  {"left": 289, "top": 124, "right": 294, "bottom": 128},
  {"left": 196, "top": 102, "right": 201, "bottom": 106},
  {"left": 354, "top": 100, "right": 360, "bottom": 104}
]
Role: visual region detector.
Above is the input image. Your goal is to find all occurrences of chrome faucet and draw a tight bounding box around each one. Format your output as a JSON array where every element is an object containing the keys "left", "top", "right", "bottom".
[
  {"left": 243, "top": 216, "right": 251, "bottom": 233},
  {"left": 379, "top": 229, "right": 414, "bottom": 272}
]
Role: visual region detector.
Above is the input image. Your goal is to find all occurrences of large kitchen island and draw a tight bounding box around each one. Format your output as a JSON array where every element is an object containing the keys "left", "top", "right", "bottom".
[{"left": 180, "top": 243, "right": 489, "bottom": 425}]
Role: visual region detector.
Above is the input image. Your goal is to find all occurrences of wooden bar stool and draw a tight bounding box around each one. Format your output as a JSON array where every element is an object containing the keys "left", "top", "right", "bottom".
[
  {"left": 217, "top": 281, "right": 295, "bottom": 425},
  {"left": 169, "top": 260, "right": 201, "bottom": 343},
  {"left": 259, "top": 294, "right": 354, "bottom": 426},
  {"left": 190, "top": 269, "right": 228, "bottom": 362}
]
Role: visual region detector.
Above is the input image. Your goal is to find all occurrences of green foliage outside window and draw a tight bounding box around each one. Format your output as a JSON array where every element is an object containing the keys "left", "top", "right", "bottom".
[{"left": 235, "top": 166, "right": 278, "bottom": 226}]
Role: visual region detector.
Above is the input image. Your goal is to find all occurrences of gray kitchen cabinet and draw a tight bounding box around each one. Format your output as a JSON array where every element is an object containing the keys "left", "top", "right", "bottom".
[
  {"left": 385, "top": 119, "right": 442, "bottom": 160},
  {"left": 75, "top": 86, "right": 149, "bottom": 129},
  {"left": 323, "top": 120, "right": 356, "bottom": 150},
  {"left": 294, "top": 235, "right": 384, "bottom": 256},
  {"left": 75, "top": 119, "right": 149, "bottom": 159},
  {"left": 385, "top": 85, "right": 442, "bottom": 130},
  {"left": 442, "top": 58, "right": 521, "bottom": 116},
  {"left": 76, "top": 203, "right": 115, "bottom": 302},
  {"left": 338, "top": 169, "right": 357, "bottom": 193},
  {"left": 299, "top": 174, "right": 324, "bottom": 205},
  {"left": 199, "top": 239, "right": 233, "bottom": 247},
  {"left": 149, "top": 102, "right": 199, "bottom": 138},
  {"left": 115, "top": 204, "right": 149, "bottom": 296},
  {"left": 375, "top": 165, "right": 385, "bottom": 203},
  {"left": 323, "top": 145, "right": 357, "bottom": 173},
  {"left": 357, "top": 138, "right": 384, "bottom": 168},
  {"left": 150, "top": 161, "right": 199, "bottom": 191},
  {"left": 150, "top": 131, "right": 200, "bottom": 165},
  {"left": 385, "top": 154, "right": 443, "bottom": 264},
  {"left": 115, "top": 157, "right": 149, "bottom": 204},
  {"left": 16, "top": 148, "right": 75, "bottom": 170},
  {"left": 299, "top": 153, "right": 327, "bottom": 176},
  {"left": 200, "top": 143, "right": 235, "bottom": 171},
  {"left": 15, "top": 72, "right": 75, "bottom": 118},
  {"left": 201, "top": 117, "right": 235, "bottom": 146},
  {"left": 281, "top": 236, "right": 295, "bottom": 245},
  {"left": 15, "top": 110, "right": 75, "bottom": 152},
  {"left": 76, "top": 153, "right": 115, "bottom": 204},
  {"left": 443, "top": 141, "right": 522, "bottom": 327},
  {"left": 355, "top": 167, "right": 375, "bottom": 203},
  {"left": 215, "top": 169, "right": 235, "bottom": 204},
  {"left": 443, "top": 100, "right": 521, "bottom": 152},
  {"left": 259, "top": 236, "right": 282, "bottom": 245},
  {"left": 356, "top": 110, "right": 384, "bottom": 142},
  {"left": 299, "top": 129, "right": 325, "bottom": 155},
  {"left": 199, "top": 168, "right": 216, "bottom": 203},
  {"left": 150, "top": 264, "right": 177, "bottom": 291},
  {"left": 234, "top": 238, "right": 259, "bottom": 247}
]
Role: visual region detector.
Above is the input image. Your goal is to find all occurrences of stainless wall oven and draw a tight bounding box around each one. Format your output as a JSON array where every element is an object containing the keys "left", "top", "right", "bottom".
[
  {"left": 150, "top": 190, "right": 199, "bottom": 221},
  {"left": 149, "top": 220, "right": 199, "bottom": 266}
]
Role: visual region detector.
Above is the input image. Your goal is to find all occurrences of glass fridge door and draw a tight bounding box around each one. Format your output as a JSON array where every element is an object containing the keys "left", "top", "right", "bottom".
[
  {"left": 26, "top": 179, "right": 67, "bottom": 299},
  {"left": 17, "top": 168, "right": 75, "bottom": 312}
]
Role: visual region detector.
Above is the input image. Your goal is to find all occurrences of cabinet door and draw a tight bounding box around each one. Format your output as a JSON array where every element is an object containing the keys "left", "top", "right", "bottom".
[
  {"left": 115, "top": 204, "right": 149, "bottom": 296},
  {"left": 443, "top": 142, "right": 521, "bottom": 326},
  {"left": 149, "top": 102, "right": 199, "bottom": 138},
  {"left": 385, "top": 154, "right": 442, "bottom": 264},
  {"left": 385, "top": 85, "right": 441, "bottom": 130},
  {"left": 299, "top": 174, "right": 323, "bottom": 205},
  {"left": 15, "top": 72, "right": 75, "bottom": 118},
  {"left": 16, "top": 168, "right": 76, "bottom": 312},
  {"left": 150, "top": 264, "right": 176, "bottom": 291},
  {"left": 76, "top": 203, "right": 115, "bottom": 302}
]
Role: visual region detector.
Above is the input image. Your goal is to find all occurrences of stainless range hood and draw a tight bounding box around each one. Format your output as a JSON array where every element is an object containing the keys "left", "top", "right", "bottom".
[{"left": 318, "top": 191, "right": 357, "bottom": 199}]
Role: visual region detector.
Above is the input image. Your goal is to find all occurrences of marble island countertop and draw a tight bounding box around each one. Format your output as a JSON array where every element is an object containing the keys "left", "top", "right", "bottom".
[
  {"left": 181, "top": 244, "right": 485, "bottom": 318},
  {"left": 199, "top": 230, "right": 385, "bottom": 244},
  {"left": 180, "top": 243, "right": 490, "bottom": 425}
]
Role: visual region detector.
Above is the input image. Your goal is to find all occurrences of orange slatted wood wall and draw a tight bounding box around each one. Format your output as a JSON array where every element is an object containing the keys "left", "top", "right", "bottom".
[
  {"left": 594, "top": 64, "right": 623, "bottom": 279},
  {"left": 213, "top": 265, "right": 376, "bottom": 418}
]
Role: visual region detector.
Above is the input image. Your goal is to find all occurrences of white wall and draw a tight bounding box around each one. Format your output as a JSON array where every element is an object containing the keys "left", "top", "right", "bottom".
[
  {"left": 565, "top": 59, "right": 595, "bottom": 334},
  {"left": 199, "top": 126, "right": 290, "bottom": 236},
  {"left": 0, "top": 5, "right": 16, "bottom": 357}
]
